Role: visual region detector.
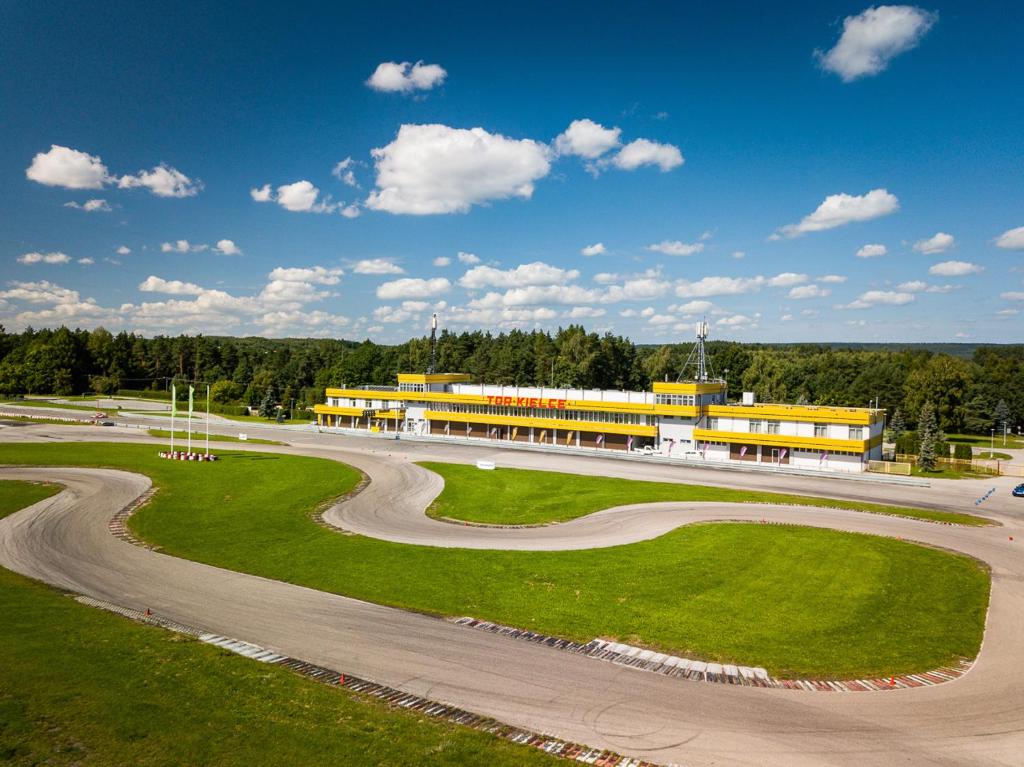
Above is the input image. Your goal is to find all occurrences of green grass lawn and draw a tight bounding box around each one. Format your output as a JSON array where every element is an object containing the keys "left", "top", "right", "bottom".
[
  {"left": 0, "top": 443, "right": 989, "bottom": 679},
  {"left": 948, "top": 432, "right": 1024, "bottom": 450},
  {"left": 975, "top": 451, "right": 1012, "bottom": 461},
  {"left": 1, "top": 399, "right": 105, "bottom": 412},
  {"left": 0, "top": 567, "right": 559, "bottom": 767},
  {"left": 0, "top": 480, "right": 60, "bottom": 520},
  {"left": 147, "top": 429, "right": 284, "bottom": 445},
  {"left": 911, "top": 465, "right": 996, "bottom": 480},
  {"left": 0, "top": 415, "right": 95, "bottom": 426},
  {"left": 421, "top": 462, "right": 989, "bottom": 526}
]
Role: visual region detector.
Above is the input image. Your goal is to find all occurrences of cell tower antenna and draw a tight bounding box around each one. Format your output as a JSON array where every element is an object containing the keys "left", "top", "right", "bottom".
[
  {"left": 676, "top": 317, "right": 718, "bottom": 382},
  {"left": 427, "top": 313, "right": 438, "bottom": 374}
]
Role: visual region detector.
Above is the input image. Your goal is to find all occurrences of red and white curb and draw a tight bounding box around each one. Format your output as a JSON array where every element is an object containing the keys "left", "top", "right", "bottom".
[
  {"left": 451, "top": 617, "right": 973, "bottom": 692},
  {"left": 108, "top": 487, "right": 158, "bottom": 548},
  {"left": 73, "top": 597, "right": 680, "bottom": 767}
]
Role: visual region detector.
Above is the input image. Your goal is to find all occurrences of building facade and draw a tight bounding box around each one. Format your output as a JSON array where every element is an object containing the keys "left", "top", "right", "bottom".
[{"left": 314, "top": 372, "right": 885, "bottom": 473}]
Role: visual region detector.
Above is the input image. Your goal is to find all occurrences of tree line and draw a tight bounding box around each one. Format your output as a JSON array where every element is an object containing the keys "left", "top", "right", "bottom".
[{"left": 0, "top": 324, "right": 1019, "bottom": 434}]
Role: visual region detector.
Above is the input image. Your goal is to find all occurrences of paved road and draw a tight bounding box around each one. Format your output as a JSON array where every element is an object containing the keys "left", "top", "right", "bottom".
[{"left": 2, "top": 423, "right": 1023, "bottom": 765}]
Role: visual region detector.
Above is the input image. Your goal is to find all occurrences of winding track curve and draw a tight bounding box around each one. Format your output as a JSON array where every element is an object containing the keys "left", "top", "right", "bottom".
[{"left": 2, "top": 423, "right": 1024, "bottom": 765}]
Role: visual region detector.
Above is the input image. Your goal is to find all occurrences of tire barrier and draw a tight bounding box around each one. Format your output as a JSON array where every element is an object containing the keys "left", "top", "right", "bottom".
[
  {"left": 451, "top": 617, "right": 974, "bottom": 692},
  {"left": 157, "top": 451, "right": 218, "bottom": 461}
]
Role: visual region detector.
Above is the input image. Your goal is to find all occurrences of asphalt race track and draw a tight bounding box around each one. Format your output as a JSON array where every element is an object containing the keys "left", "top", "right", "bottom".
[{"left": 2, "top": 419, "right": 1023, "bottom": 766}]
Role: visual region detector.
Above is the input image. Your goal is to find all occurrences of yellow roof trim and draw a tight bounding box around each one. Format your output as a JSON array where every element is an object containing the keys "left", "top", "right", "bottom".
[
  {"left": 397, "top": 373, "right": 472, "bottom": 384},
  {"left": 652, "top": 381, "right": 726, "bottom": 394}
]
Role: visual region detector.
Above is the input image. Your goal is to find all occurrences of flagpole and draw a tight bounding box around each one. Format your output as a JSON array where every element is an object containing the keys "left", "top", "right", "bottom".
[
  {"left": 187, "top": 385, "right": 194, "bottom": 454},
  {"left": 205, "top": 384, "right": 210, "bottom": 456},
  {"left": 170, "top": 383, "right": 175, "bottom": 454}
]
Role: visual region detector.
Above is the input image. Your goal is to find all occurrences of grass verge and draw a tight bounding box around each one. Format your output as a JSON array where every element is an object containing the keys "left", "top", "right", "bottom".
[
  {"left": 975, "top": 451, "right": 1012, "bottom": 461},
  {"left": 421, "top": 462, "right": 989, "bottom": 526},
  {"left": 0, "top": 443, "right": 990, "bottom": 679},
  {"left": 948, "top": 432, "right": 1024, "bottom": 450},
  {"left": 0, "top": 567, "right": 559, "bottom": 766},
  {"left": 147, "top": 429, "right": 284, "bottom": 445},
  {"left": 1, "top": 399, "right": 104, "bottom": 412},
  {"left": 0, "top": 480, "right": 60, "bottom": 520}
]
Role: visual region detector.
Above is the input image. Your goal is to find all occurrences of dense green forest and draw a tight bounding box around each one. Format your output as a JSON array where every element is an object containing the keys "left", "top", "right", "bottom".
[{"left": 0, "top": 325, "right": 1019, "bottom": 433}]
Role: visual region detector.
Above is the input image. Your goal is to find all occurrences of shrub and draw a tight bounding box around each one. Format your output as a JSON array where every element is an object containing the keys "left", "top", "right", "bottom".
[
  {"left": 953, "top": 443, "right": 973, "bottom": 460},
  {"left": 895, "top": 431, "right": 919, "bottom": 456}
]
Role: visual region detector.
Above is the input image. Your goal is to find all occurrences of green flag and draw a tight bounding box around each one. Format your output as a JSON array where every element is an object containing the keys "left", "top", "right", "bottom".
[
  {"left": 188, "top": 385, "right": 195, "bottom": 417},
  {"left": 171, "top": 384, "right": 177, "bottom": 417}
]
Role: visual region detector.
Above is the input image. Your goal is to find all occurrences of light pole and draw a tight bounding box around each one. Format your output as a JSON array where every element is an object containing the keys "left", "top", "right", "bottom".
[{"left": 991, "top": 428, "right": 995, "bottom": 456}]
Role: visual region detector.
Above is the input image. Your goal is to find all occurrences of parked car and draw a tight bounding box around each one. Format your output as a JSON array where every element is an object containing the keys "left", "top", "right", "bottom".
[{"left": 1012, "top": 484, "right": 1024, "bottom": 498}]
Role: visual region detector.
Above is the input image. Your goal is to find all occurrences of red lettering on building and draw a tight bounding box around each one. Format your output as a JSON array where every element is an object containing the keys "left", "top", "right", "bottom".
[{"left": 480, "top": 396, "right": 571, "bottom": 410}]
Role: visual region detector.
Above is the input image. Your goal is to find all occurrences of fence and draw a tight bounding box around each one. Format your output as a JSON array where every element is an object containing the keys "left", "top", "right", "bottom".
[
  {"left": 893, "top": 454, "right": 1012, "bottom": 477},
  {"left": 867, "top": 460, "right": 912, "bottom": 476}
]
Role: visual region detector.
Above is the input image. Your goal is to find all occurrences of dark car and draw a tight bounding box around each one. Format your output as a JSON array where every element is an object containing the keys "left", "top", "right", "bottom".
[{"left": 1013, "top": 484, "right": 1024, "bottom": 498}]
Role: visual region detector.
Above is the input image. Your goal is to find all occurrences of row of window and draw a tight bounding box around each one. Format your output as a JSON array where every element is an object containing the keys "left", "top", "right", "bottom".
[
  {"left": 705, "top": 416, "right": 865, "bottom": 441},
  {"left": 655, "top": 394, "right": 696, "bottom": 406},
  {"left": 440, "top": 404, "right": 649, "bottom": 424}
]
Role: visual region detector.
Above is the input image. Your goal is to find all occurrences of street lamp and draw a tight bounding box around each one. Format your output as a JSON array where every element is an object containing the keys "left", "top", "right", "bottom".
[{"left": 991, "top": 428, "right": 995, "bottom": 456}]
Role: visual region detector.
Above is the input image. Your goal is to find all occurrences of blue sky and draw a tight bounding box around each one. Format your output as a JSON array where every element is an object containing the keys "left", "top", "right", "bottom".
[{"left": 1, "top": 1, "right": 1022, "bottom": 343}]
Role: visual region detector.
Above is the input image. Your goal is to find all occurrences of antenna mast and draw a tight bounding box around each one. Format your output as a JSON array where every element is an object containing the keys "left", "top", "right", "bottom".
[
  {"left": 427, "top": 313, "right": 438, "bottom": 374},
  {"left": 676, "top": 318, "right": 716, "bottom": 382}
]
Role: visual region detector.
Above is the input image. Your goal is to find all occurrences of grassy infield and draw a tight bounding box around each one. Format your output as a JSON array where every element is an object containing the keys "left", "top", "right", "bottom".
[{"left": 0, "top": 444, "right": 991, "bottom": 765}]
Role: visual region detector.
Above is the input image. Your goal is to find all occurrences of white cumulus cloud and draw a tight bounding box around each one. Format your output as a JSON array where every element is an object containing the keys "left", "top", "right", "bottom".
[
  {"left": 841, "top": 290, "right": 916, "bottom": 309},
  {"left": 458, "top": 262, "right": 578, "bottom": 290},
  {"left": 647, "top": 240, "right": 704, "bottom": 256},
  {"left": 913, "top": 231, "right": 955, "bottom": 254},
  {"left": 457, "top": 251, "right": 480, "bottom": 264},
  {"left": 376, "top": 277, "right": 450, "bottom": 300},
  {"left": 366, "top": 61, "right": 447, "bottom": 93},
  {"left": 27, "top": 144, "right": 199, "bottom": 197},
  {"left": 139, "top": 276, "right": 205, "bottom": 295},
  {"left": 581, "top": 242, "right": 607, "bottom": 257},
  {"left": 64, "top": 198, "right": 111, "bottom": 212},
  {"left": 775, "top": 189, "right": 899, "bottom": 238},
  {"left": 554, "top": 119, "right": 621, "bottom": 159},
  {"left": 929, "top": 260, "right": 983, "bottom": 276},
  {"left": 856, "top": 243, "right": 888, "bottom": 258},
  {"left": 118, "top": 164, "right": 201, "bottom": 198},
  {"left": 612, "top": 138, "right": 684, "bottom": 172},
  {"left": 995, "top": 226, "right": 1024, "bottom": 250},
  {"left": 432, "top": 256, "right": 451, "bottom": 267},
  {"left": 789, "top": 284, "right": 831, "bottom": 299},
  {"left": 817, "top": 5, "right": 938, "bottom": 82},
  {"left": 332, "top": 157, "right": 359, "bottom": 187},
  {"left": 353, "top": 259, "right": 405, "bottom": 275},
  {"left": 365, "top": 124, "right": 552, "bottom": 215},
  {"left": 160, "top": 240, "right": 207, "bottom": 253},
  {"left": 214, "top": 239, "right": 242, "bottom": 256},
  {"left": 18, "top": 251, "right": 71, "bottom": 265},
  {"left": 26, "top": 145, "right": 110, "bottom": 189}
]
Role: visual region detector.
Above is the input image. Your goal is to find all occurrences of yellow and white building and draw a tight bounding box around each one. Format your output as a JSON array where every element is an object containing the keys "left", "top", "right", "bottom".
[{"left": 314, "top": 372, "right": 885, "bottom": 474}]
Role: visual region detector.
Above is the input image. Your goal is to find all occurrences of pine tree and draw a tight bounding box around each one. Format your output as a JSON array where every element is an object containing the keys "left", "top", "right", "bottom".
[
  {"left": 917, "top": 401, "right": 938, "bottom": 472},
  {"left": 258, "top": 388, "right": 276, "bottom": 419},
  {"left": 889, "top": 408, "right": 905, "bottom": 442},
  {"left": 994, "top": 399, "right": 1011, "bottom": 441}
]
